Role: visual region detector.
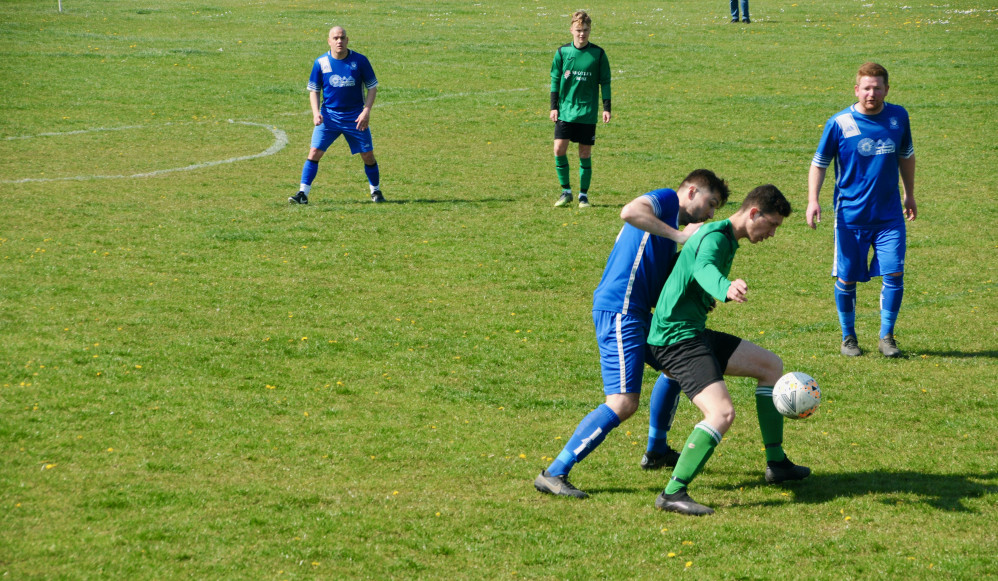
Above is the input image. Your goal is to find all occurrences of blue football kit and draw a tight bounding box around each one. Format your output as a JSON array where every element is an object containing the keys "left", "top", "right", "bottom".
[
  {"left": 297, "top": 47, "right": 381, "bottom": 200},
  {"left": 308, "top": 50, "right": 378, "bottom": 153},
  {"left": 545, "top": 189, "right": 684, "bottom": 478},
  {"left": 308, "top": 50, "right": 378, "bottom": 124},
  {"left": 812, "top": 102, "right": 913, "bottom": 230},
  {"left": 813, "top": 101, "right": 914, "bottom": 342}
]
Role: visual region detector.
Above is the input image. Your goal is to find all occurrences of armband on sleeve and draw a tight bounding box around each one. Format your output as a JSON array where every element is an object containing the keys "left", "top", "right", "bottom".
[
  {"left": 550, "top": 92, "right": 559, "bottom": 110},
  {"left": 603, "top": 99, "right": 611, "bottom": 113}
]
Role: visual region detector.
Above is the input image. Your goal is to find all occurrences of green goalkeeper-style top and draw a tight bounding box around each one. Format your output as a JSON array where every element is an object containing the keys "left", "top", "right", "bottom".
[
  {"left": 550, "top": 42, "right": 611, "bottom": 124},
  {"left": 647, "top": 219, "right": 740, "bottom": 348}
]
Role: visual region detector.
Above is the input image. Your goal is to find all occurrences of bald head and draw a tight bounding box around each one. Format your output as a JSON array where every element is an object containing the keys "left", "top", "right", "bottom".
[{"left": 327, "top": 26, "right": 349, "bottom": 58}]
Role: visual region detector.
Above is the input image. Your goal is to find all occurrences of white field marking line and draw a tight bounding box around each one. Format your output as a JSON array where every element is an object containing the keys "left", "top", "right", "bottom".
[{"left": 1, "top": 120, "right": 288, "bottom": 184}]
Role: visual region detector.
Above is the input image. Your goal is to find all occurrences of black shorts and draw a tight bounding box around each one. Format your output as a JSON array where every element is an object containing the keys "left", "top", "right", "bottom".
[
  {"left": 647, "top": 330, "right": 743, "bottom": 399},
  {"left": 554, "top": 120, "right": 596, "bottom": 145}
]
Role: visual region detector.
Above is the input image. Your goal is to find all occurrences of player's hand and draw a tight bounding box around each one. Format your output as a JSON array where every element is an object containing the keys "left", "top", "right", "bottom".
[
  {"left": 805, "top": 201, "right": 821, "bottom": 229},
  {"left": 904, "top": 196, "right": 917, "bottom": 221},
  {"left": 726, "top": 279, "right": 748, "bottom": 303},
  {"left": 355, "top": 108, "right": 371, "bottom": 131},
  {"left": 680, "top": 222, "right": 703, "bottom": 243},
  {"left": 313, "top": 112, "right": 324, "bottom": 126},
  {"left": 602, "top": 110, "right": 611, "bottom": 123},
  {"left": 549, "top": 109, "right": 559, "bottom": 122}
]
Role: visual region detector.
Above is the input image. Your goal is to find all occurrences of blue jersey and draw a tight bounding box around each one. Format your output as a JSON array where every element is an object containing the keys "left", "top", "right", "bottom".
[
  {"left": 812, "top": 102, "right": 914, "bottom": 229},
  {"left": 308, "top": 50, "right": 378, "bottom": 124},
  {"left": 592, "top": 189, "right": 680, "bottom": 319}
]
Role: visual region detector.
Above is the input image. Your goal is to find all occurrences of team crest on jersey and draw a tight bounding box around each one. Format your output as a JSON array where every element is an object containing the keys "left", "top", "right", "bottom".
[
  {"left": 889, "top": 116, "right": 899, "bottom": 129},
  {"left": 349, "top": 61, "right": 358, "bottom": 70},
  {"left": 564, "top": 70, "right": 572, "bottom": 79}
]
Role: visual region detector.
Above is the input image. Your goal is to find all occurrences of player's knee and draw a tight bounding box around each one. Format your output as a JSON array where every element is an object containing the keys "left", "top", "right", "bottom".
[
  {"left": 308, "top": 148, "right": 324, "bottom": 161},
  {"left": 606, "top": 394, "right": 639, "bottom": 421},
  {"left": 709, "top": 405, "right": 735, "bottom": 433},
  {"left": 760, "top": 352, "right": 784, "bottom": 385}
]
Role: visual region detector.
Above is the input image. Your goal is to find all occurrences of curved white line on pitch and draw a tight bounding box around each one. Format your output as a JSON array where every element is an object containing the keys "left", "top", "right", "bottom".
[{"left": 1, "top": 120, "right": 288, "bottom": 184}]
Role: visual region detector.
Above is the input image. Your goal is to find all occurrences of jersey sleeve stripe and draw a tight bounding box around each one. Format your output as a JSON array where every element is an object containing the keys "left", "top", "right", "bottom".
[{"left": 812, "top": 153, "right": 832, "bottom": 168}]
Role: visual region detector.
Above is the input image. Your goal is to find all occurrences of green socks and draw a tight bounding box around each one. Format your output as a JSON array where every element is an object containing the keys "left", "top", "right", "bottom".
[
  {"left": 579, "top": 156, "right": 592, "bottom": 193},
  {"left": 755, "top": 386, "right": 786, "bottom": 462},
  {"left": 555, "top": 155, "right": 570, "bottom": 190},
  {"left": 664, "top": 421, "right": 722, "bottom": 494}
]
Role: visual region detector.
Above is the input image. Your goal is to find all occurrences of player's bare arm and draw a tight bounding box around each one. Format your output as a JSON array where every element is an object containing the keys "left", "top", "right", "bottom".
[
  {"left": 899, "top": 155, "right": 917, "bottom": 221},
  {"left": 620, "top": 196, "right": 694, "bottom": 243},
  {"left": 806, "top": 164, "right": 827, "bottom": 229},
  {"left": 310, "top": 91, "right": 323, "bottom": 126},
  {"left": 355, "top": 86, "right": 377, "bottom": 131}
]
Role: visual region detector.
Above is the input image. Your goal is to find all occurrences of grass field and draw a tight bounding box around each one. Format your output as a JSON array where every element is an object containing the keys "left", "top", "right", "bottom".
[{"left": 2, "top": 0, "right": 996, "bottom": 578}]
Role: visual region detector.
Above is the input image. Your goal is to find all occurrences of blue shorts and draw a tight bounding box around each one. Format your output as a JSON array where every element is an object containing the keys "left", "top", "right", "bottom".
[
  {"left": 832, "top": 224, "right": 906, "bottom": 283},
  {"left": 311, "top": 116, "right": 374, "bottom": 155},
  {"left": 593, "top": 310, "right": 659, "bottom": 396}
]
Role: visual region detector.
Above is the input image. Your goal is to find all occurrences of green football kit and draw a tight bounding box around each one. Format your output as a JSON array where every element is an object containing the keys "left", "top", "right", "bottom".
[
  {"left": 550, "top": 42, "right": 612, "bottom": 124},
  {"left": 647, "top": 219, "right": 738, "bottom": 348}
]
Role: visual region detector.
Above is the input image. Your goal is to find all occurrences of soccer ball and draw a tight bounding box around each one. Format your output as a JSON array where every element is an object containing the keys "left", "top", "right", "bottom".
[{"left": 772, "top": 372, "right": 821, "bottom": 419}]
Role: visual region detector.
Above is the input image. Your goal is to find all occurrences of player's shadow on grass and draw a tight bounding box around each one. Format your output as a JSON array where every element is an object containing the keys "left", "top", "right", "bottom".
[
  {"left": 913, "top": 350, "right": 998, "bottom": 359},
  {"left": 725, "top": 470, "right": 998, "bottom": 512},
  {"left": 310, "top": 197, "right": 517, "bottom": 206}
]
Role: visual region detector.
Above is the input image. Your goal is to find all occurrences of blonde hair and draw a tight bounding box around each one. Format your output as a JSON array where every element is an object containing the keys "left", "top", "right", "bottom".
[{"left": 571, "top": 10, "right": 591, "bottom": 27}]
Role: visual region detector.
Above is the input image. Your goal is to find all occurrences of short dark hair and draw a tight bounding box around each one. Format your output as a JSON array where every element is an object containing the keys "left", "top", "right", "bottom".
[
  {"left": 857, "top": 62, "right": 889, "bottom": 85},
  {"left": 740, "top": 184, "right": 791, "bottom": 217},
  {"left": 682, "top": 169, "right": 730, "bottom": 205}
]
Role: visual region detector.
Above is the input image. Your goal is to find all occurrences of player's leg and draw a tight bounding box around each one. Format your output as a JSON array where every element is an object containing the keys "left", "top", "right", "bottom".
[
  {"left": 729, "top": 0, "right": 739, "bottom": 22},
  {"left": 343, "top": 126, "right": 384, "bottom": 202},
  {"left": 833, "top": 228, "right": 870, "bottom": 355},
  {"left": 657, "top": 381, "right": 730, "bottom": 516},
  {"left": 724, "top": 337, "right": 810, "bottom": 483},
  {"left": 293, "top": 123, "right": 337, "bottom": 204},
  {"left": 553, "top": 131, "right": 572, "bottom": 206},
  {"left": 648, "top": 337, "right": 728, "bottom": 515},
  {"left": 740, "top": 0, "right": 750, "bottom": 22},
  {"left": 643, "top": 373, "right": 682, "bottom": 469},
  {"left": 577, "top": 142, "right": 592, "bottom": 207},
  {"left": 536, "top": 312, "right": 645, "bottom": 498},
  {"left": 872, "top": 225, "right": 906, "bottom": 357}
]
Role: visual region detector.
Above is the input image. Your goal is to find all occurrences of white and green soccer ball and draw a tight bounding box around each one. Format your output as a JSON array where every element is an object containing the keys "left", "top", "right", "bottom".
[{"left": 772, "top": 372, "right": 821, "bottom": 419}]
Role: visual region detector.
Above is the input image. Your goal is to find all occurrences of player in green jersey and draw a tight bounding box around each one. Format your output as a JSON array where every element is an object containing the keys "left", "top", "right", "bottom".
[
  {"left": 646, "top": 185, "right": 811, "bottom": 516},
  {"left": 550, "top": 10, "right": 612, "bottom": 208}
]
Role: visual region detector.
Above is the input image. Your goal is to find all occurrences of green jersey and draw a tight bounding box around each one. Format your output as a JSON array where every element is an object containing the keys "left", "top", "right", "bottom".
[
  {"left": 550, "top": 42, "right": 611, "bottom": 124},
  {"left": 647, "top": 220, "right": 740, "bottom": 347}
]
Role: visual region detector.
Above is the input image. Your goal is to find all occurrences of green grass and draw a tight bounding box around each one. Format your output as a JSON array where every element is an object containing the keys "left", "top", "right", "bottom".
[{"left": 2, "top": 0, "right": 996, "bottom": 578}]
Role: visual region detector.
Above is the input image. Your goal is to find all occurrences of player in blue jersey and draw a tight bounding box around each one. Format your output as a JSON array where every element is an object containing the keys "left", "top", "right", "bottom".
[
  {"left": 290, "top": 27, "right": 384, "bottom": 205},
  {"left": 807, "top": 62, "right": 917, "bottom": 358},
  {"left": 535, "top": 170, "right": 730, "bottom": 498}
]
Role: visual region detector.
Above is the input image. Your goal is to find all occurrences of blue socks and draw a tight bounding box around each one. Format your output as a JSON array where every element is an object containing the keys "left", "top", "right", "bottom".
[
  {"left": 836, "top": 276, "right": 904, "bottom": 339},
  {"left": 547, "top": 404, "right": 620, "bottom": 477},
  {"left": 647, "top": 374, "right": 681, "bottom": 455},
  {"left": 299, "top": 159, "right": 319, "bottom": 194},
  {"left": 880, "top": 274, "right": 904, "bottom": 337},
  {"left": 364, "top": 162, "right": 380, "bottom": 190},
  {"left": 835, "top": 280, "right": 857, "bottom": 339}
]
